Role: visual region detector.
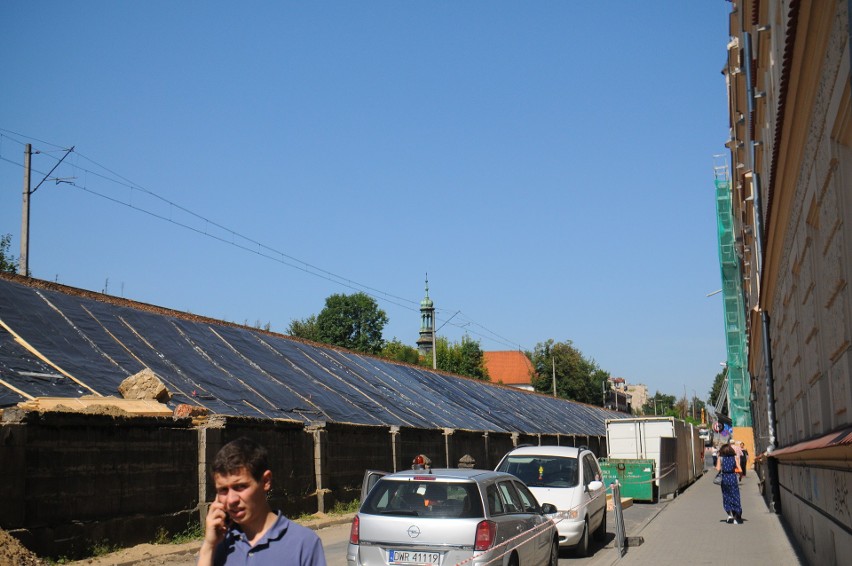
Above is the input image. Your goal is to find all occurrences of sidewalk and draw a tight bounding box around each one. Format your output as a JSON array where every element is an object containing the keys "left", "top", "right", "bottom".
[{"left": 603, "top": 471, "right": 803, "bottom": 566}]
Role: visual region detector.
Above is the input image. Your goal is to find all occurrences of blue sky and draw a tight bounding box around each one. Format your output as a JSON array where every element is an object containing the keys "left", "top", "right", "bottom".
[{"left": 0, "top": 1, "right": 732, "bottom": 401}]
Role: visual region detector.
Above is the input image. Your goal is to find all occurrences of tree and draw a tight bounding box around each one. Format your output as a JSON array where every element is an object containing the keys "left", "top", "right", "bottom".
[
  {"left": 315, "top": 292, "right": 388, "bottom": 354},
  {"left": 675, "top": 395, "right": 690, "bottom": 420},
  {"left": 639, "top": 390, "right": 704, "bottom": 423},
  {"left": 642, "top": 391, "right": 677, "bottom": 416},
  {"left": 691, "top": 395, "right": 706, "bottom": 422},
  {"left": 709, "top": 369, "right": 727, "bottom": 413},
  {"left": 251, "top": 320, "right": 272, "bottom": 332},
  {"left": 381, "top": 338, "right": 421, "bottom": 365},
  {"left": 286, "top": 314, "right": 321, "bottom": 342},
  {"left": 0, "top": 234, "right": 17, "bottom": 273},
  {"left": 528, "top": 339, "right": 609, "bottom": 405},
  {"left": 434, "top": 335, "right": 490, "bottom": 380}
]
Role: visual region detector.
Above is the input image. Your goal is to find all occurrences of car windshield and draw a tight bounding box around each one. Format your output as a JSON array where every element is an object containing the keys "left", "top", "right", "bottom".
[
  {"left": 361, "top": 479, "right": 484, "bottom": 518},
  {"left": 496, "top": 455, "right": 579, "bottom": 488}
]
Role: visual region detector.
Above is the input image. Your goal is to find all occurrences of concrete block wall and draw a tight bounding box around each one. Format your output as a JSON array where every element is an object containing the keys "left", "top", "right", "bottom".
[
  {"left": 0, "top": 411, "right": 197, "bottom": 558},
  {"left": 486, "top": 432, "right": 516, "bottom": 467},
  {"left": 516, "top": 433, "right": 540, "bottom": 447},
  {"left": 397, "top": 426, "right": 446, "bottom": 469},
  {"left": 0, "top": 412, "right": 605, "bottom": 559},
  {"left": 198, "top": 418, "right": 315, "bottom": 518},
  {"left": 446, "top": 429, "right": 487, "bottom": 469},
  {"left": 540, "top": 434, "right": 560, "bottom": 446},
  {"left": 322, "top": 422, "right": 393, "bottom": 507}
]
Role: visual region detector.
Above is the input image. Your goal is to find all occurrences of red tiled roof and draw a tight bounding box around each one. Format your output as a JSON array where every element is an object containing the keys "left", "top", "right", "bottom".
[{"left": 482, "top": 351, "right": 535, "bottom": 385}]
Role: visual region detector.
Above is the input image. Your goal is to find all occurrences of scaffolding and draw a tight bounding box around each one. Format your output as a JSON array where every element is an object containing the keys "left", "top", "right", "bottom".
[{"left": 713, "top": 161, "right": 752, "bottom": 427}]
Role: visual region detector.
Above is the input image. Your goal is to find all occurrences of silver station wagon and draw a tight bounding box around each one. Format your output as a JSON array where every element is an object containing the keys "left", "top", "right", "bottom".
[{"left": 347, "top": 468, "right": 559, "bottom": 566}]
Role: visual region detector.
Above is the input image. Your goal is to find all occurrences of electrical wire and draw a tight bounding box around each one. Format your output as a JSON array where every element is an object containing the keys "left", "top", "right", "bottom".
[{"left": 0, "top": 130, "right": 526, "bottom": 351}]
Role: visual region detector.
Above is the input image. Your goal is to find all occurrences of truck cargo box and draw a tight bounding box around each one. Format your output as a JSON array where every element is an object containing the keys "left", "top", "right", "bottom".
[{"left": 605, "top": 416, "right": 702, "bottom": 499}]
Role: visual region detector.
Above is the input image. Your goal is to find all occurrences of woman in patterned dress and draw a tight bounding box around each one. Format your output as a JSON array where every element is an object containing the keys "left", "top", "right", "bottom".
[{"left": 715, "top": 443, "right": 743, "bottom": 523}]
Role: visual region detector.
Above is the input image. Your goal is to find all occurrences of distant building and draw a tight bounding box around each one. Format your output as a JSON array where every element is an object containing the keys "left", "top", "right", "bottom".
[
  {"left": 482, "top": 351, "right": 535, "bottom": 391},
  {"left": 625, "top": 383, "right": 648, "bottom": 412},
  {"left": 604, "top": 377, "right": 632, "bottom": 413}
]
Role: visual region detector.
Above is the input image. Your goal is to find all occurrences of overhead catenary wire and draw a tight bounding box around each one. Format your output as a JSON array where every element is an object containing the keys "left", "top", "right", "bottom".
[{"left": 0, "top": 130, "right": 527, "bottom": 351}]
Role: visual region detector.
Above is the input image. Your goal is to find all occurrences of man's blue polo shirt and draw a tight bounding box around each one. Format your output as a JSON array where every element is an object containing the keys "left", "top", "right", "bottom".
[{"left": 212, "top": 512, "right": 327, "bottom": 566}]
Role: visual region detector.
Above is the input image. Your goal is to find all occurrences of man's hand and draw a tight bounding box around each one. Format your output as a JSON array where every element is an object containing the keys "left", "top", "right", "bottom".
[{"left": 198, "top": 501, "right": 229, "bottom": 566}]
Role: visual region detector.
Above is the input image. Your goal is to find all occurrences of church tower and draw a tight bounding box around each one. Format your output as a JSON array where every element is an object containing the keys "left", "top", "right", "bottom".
[{"left": 417, "top": 276, "right": 435, "bottom": 357}]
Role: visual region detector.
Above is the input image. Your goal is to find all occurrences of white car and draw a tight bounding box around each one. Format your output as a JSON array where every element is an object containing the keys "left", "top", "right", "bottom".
[
  {"left": 495, "top": 446, "right": 607, "bottom": 556},
  {"left": 347, "top": 468, "right": 559, "bottom": 566}
]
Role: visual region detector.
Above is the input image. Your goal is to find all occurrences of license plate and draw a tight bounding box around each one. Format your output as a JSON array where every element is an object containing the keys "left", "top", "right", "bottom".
[{"left": 388, "top": 549, "right": 441, "bottom": 565}]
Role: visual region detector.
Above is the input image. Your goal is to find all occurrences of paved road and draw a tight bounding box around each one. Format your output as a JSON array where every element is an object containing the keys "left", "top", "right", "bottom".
[{"left": 82, "top": 453, "right": 803, "bottom": 566}]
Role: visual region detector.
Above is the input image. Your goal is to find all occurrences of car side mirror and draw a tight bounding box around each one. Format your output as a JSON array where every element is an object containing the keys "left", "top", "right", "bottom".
[
  {"left": 540, "top": 503, "right": 557, "bottom": 515},
  {"left": 586, "top": 480, "right": 604, "bottom": 492}
]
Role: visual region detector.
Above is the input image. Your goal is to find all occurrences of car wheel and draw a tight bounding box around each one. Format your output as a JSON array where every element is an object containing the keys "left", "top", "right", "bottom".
[
  {"left": 594, "top": 507, "right": 607, "bottom": 541},
  {"left": 549, "top": 539, "right": 559, "bottom": 566},
  {"left": 507, "top": 552, "right": 519, "bottom": 566},
  {"left": 573, "top": 520, "right": 589, "bottom": 557}
]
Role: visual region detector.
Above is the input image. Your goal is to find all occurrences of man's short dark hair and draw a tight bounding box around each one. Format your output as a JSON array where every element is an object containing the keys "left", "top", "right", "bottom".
[{"left": 212, "top": 437, "right": 270, "bottom": 481}]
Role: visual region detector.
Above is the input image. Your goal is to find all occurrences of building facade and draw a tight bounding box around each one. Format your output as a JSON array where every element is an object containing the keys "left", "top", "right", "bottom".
[
  {"left": 724, "top": 1, "right": 852, "bottom": 562},
  {"left": 625, "top": 383, "right": 648, "bottom": 413}
]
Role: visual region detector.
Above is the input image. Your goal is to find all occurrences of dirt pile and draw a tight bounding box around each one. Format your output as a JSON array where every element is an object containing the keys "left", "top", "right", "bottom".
[{"left": 0, "top": 528, "right": 46, "bottom": 566}]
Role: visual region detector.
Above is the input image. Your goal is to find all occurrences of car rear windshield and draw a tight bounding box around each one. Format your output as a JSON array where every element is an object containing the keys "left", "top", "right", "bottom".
[
  {"left": 496, "top": 455, "right": 579, "bottom": 488},
  {"left": 361, "top": 479, "right": 484, "bottom": 518}
]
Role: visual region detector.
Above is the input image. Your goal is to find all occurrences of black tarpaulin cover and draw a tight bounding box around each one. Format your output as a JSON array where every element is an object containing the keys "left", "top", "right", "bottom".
[{"left": 0, "top": 276, "right": 625, "bottom": 434}]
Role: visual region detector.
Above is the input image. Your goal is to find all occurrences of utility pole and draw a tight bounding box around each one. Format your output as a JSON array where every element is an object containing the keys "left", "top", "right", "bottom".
[
  {"left": 19, "top": 144, "right": 31, "bottom": 276},
  {"left": 432, "top": 327, "right": 436, "bottom": 370},
  {"left": 551, "top": 357, "right": 556, "bottom": 398},
  {"left": 19, "top": 144, "right": 74, "bottom": 277},
  {"left": 692, "top": 389, "right": 697, "bottom": 421}
]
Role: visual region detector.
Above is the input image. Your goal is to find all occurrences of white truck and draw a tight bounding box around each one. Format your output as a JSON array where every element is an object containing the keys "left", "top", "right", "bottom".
[{"left": 605, "top": 416, "right": 703, "bottom": 499}]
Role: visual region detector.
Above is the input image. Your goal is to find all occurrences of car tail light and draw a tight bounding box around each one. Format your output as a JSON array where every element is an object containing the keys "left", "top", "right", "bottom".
[
  {"left": 474, "top": 520, "right": 496, "bottom": 551},
  {"left": 349, "top": 515, "right": 360, "bottom": 544}
]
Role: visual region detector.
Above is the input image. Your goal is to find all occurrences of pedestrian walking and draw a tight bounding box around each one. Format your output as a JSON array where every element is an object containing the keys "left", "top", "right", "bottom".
[
  {"left": 731, "top": 439, "right": 744, "bottom": 482},
  {"left": 715, "top": 442, "right": 743, "bottom": 524},
  {"left": 739, "top": 441, "right": 749, "bottom": 477}
]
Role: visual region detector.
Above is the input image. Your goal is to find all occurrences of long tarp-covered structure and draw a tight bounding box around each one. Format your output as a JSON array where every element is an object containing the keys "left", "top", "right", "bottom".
[{"left": 0, "top": 274, "right": 625, "bottom": 435}]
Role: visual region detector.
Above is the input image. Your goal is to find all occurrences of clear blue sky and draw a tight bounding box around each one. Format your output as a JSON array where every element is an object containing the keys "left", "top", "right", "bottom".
[{"left": 0, "top": 1, "right": 732, "bottom": 402}]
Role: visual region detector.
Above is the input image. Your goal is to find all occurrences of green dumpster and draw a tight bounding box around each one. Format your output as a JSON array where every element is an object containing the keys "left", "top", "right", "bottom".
[{"left": 598, "top": 458, "right": 656, "bottom": 502}]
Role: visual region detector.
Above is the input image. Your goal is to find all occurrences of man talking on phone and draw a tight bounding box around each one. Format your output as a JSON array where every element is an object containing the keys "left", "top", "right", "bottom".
[{"left": 198, "top": 437, "right": 327, "bottom": 566}]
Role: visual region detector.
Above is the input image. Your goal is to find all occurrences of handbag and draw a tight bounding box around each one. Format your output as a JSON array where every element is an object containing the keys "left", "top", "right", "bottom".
[{"left": 713, "top": 472, "right": 723, "bottom": 485}]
